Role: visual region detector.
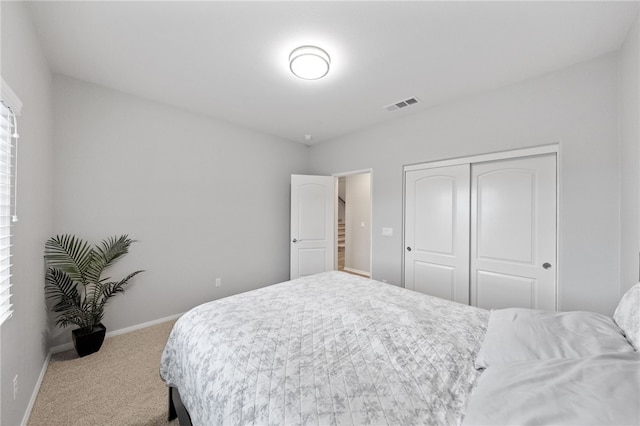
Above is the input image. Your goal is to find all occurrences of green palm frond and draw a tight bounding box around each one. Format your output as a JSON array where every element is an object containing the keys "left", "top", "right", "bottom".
[
  {"left": 55, "top": 306, "right": 91, "bottom": 329},
  {"left": 87, "top": 270, "right": 144, "bottom": 316},
  {"left": 85, "top": 235, "right": 134, "bottom": 283},
  {"left": 44, "top": 235, "right": 94, "bottom": 285},
  {"left": 45, "top": 268, "right": 81, "bottom": 309},
  {"left": 44, "top": 234, "right": 144, "bottom": 332},
  {"left": 98, "top": 235, "right": 134, "bottom": 266}
]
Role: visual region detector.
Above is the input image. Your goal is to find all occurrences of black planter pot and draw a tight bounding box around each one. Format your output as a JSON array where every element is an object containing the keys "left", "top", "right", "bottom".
[{"left": 72, "top": 323, "right": 106, "bottom": 357}]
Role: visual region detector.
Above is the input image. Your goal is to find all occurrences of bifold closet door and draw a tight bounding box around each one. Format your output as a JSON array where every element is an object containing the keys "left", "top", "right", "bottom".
[
  {"left": 470, "top": 154, "right": 557, "bottom": 311},
  {"left": 404, "top": 165, "right": 470, "bottom": 304}
]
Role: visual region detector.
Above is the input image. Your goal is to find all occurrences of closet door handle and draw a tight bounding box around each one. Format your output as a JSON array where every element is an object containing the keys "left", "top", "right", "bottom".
[
  {"left": 543, "top": 262, "right": 552, "bottom": 269},
  {"left": 406, "top": 246, "right": 412, "bottom": 252}
]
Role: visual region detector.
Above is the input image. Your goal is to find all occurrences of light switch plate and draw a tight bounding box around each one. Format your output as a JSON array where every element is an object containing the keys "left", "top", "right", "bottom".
[{"left": 382, "top": 227, "right": 393, "bottom": 237}]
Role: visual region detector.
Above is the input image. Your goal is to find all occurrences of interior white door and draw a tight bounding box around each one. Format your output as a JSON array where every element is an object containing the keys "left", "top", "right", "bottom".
[
  {"left": 290, "top": 175, "right": 336, "bottom": 279},
  {"left": 470, "top": 154, "right": 557, "bottom": 310},
  {"left": 404, "top": 165, "right": 470, "bottom": 303}
]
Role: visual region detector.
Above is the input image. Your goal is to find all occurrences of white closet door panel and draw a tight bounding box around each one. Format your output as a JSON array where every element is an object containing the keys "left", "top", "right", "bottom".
[
  {"left": 475, "top": 270, "right": 537, "bottom": 309},
  {"left": 405, "top": 165, "right": 470, "bottom": 303},
  {"left": 476, "top": 170, "right": 534, "bottom": 263},
  {"left": 471, "top": 154, "right": 557, "bottom": 311},
  {"left": 413, "top": 262, "right": 456, "bottom": 300},
  {"left": 414, "top": 177, "right": 455, "bottom": 254}
]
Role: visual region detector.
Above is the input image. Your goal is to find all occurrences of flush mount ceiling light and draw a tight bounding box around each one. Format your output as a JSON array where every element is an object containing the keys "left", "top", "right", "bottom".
[{"left": 289, "top": 46, "right": 330, "bottom": 80}]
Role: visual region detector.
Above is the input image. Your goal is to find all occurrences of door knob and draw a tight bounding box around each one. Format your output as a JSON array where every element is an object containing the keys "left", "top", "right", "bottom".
[
  {"left": 407, "top": 247, "right": 412, "bottom": 252},
  {"left": 292, "top": 238, "right": 298, "bottom": 243},
  {"left": 543, "top": 262, "right": 552, "bottom": 269}
]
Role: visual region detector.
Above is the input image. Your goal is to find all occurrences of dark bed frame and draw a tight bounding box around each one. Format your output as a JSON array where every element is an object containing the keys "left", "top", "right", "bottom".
[{"left": 168, "top": 386, "right": 193, "bottom": 426}]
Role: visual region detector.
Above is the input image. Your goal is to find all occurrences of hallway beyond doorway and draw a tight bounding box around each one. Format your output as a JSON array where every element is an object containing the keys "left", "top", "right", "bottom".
[{"left": 336, "top": 172, "right": 371, "bottom": 278}]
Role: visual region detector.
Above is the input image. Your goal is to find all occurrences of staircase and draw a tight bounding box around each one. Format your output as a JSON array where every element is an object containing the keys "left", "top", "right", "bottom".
[{"left": 338, "top": 219, "right": 345, "bottom": 270}]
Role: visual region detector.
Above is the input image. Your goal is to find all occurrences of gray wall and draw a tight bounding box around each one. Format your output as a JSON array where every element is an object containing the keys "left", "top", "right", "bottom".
[
  {"left": 620, "top": 11, "right": 640, "bottom": 295},
  {"left": 0, "top": 2, "right": 53, "bottom": 425},
  {"left": 51, "top": 75, "right": 309, "bottom": 346},
  {"left": 310, "top": 52, "right": 623, "bottom": 316}
]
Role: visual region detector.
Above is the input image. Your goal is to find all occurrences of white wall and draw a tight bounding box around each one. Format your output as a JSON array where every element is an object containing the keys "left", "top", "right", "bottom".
[
  {"left": 345, "top": 173, "right": 371, "bottom": 275},
  {"left": 310, "top": 52, "right": 623, "bottom": 316},
  {"left": 0, "top": 2, "right": 53, "bottom": 425},
  {"left": 620, "top": 11, "right": 640, "bottom": 296},
  {"left": 51, "top": 75, "right": 309, "bottom": 346}
]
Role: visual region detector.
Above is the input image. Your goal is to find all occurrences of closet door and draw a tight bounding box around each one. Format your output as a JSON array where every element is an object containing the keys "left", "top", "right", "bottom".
[
  {"left": 404, "top": 165, "right": 470, "bottom": 304},
  {"left": 470, "top": 154, "right": 557, "bottom": 310}
]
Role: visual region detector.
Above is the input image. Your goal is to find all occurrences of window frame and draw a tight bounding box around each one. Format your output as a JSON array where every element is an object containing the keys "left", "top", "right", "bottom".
[{"left": 0, "top": 78, "right": 22, "bottom": 327}]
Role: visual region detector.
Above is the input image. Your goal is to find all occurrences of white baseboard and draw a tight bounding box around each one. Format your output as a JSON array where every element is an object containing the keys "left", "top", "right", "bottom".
[
  {"left": 343, "top": 267, "right": 371, "bottom": 277},
  {"left": 102, "top": 312, "right": 184, "bottom": 339},
  {"left": 21, "top": 351, "right": 51, "bottom": 426},
  {"left": 49, "top": 341, "right": 74, "bottom": 355},
  {"left": 49, "top": 313, "right": 184, "bottom": 354}
]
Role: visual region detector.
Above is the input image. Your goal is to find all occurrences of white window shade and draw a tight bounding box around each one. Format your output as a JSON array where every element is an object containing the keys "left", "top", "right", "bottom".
[{"left": 0, "top": 93, "right": 16, "bottom": 326}]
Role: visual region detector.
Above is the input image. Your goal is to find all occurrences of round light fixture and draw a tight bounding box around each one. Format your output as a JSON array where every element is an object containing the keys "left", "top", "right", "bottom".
[{"left": 289, "top": 46, "right": 330, "bottom": 80}]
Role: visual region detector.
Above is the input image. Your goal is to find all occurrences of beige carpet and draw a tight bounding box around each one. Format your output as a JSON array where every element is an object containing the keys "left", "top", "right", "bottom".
[{"left": 28, "top": 320, "right": 179, "bottom": 426}]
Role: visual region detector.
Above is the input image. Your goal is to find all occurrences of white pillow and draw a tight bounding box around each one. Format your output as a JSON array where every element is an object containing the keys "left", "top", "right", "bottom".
[
  {"left": 463, "top": 352, "right": 640, "bottom": 426},
  {"left": 613, "top": 283, "right": 640, "bottom": 350},
  {"left": 475, "top": 308, "right": 633, "bottom": 369}
]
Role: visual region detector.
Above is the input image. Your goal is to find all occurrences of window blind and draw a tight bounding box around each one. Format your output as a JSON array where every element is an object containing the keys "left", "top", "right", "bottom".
[{"left": 0, "top": 100, "right": 15, "bottom": 326}]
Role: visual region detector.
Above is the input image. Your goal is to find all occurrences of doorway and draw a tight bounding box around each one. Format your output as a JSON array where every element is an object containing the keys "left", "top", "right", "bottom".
[{"left": 336, "top": 171, "right": 372, "bottom": 278}]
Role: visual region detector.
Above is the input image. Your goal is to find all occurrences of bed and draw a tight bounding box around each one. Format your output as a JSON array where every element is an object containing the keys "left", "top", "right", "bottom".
[{"left": 160, "top": 271, "right": 639, "bottom": 425}]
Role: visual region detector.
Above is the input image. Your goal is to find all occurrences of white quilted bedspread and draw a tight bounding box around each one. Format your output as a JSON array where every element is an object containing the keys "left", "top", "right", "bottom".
[{"left": 160, "top": 271, "right": 488, "bottom": 425}]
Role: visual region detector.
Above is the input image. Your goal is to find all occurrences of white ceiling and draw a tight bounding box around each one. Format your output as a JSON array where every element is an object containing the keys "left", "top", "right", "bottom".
[{"left": 26, "top": 1, "right": 638, "bottom": 145}]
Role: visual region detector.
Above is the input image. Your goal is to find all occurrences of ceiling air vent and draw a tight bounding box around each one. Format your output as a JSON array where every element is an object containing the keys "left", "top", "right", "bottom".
[{"left": 384, "top": 96, "right": 419, "bottom": 112}]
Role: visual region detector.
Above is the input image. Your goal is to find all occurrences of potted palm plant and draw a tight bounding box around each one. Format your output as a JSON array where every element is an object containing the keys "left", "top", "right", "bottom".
[{"left": 44, "top": 234, "right": 144, "bottom": 357}]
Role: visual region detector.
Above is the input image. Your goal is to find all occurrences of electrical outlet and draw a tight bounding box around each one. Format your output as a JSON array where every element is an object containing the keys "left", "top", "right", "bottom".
[
  {"left": 215, "top": 278, "right": 221, "bottom": 287},
  {"left": 13, "top": 375, "right": 18, "bottom": 400}
]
